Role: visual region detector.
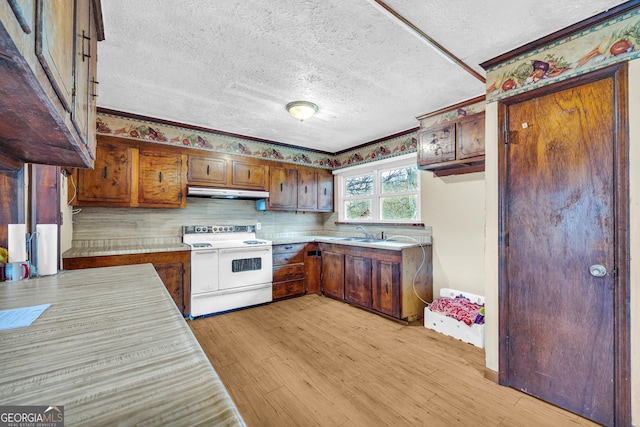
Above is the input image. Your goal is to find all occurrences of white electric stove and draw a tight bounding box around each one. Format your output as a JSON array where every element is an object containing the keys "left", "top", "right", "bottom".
[{"left": 183, "top": 224, "right": 272, "bottom": 318}]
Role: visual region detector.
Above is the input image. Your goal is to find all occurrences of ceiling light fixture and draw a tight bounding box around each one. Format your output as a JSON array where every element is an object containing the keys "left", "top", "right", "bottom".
[{"left": 286, "top": 101, "right": 318, "bottom": 121}]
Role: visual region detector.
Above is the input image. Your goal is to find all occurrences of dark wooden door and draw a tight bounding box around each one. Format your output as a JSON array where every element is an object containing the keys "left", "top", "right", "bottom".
[
  {"left": 138, "top": 150, "right": 184, "bottom": 208},
  {"left": 504, "top": 77, "right": 616, "bottom": 425},
  {"left": 231, "top": 161, "right": 267, "bottom": 189},
  {"left": 268, "top": 166, "right": 297, "bottom": 209},
  {"left": 344, "top": 255, "right": 372, "bottom": 308},
  {"left": 321, "top": 251, "right": 344, "bottom": 299},
  {"left": 372, "top": 260, "right": 400, "bottom": 318},
  {"left": 188, "top": 156, "right": 227, "bottom": 185},
  {"left": 76, "top": 143, "right": 132, "bottom": 205},
  {"left": 297, "top": 170, "right": 317, "bottom": 211},
  {"left": 317, "top": 172, "right": 334, "bottom": 212}
]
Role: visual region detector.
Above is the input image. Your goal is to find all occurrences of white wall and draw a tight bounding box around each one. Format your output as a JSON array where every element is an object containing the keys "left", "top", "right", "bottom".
[
  {"left": 484, "top": 61, "right": 639, "bottom": 424},
  {"left": 421, "top": 171, "right": 485, "bottom": 297}
]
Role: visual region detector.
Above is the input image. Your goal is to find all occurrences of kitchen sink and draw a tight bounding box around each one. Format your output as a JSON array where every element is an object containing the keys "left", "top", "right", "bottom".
[{"left": 338, "top": 237, "right": 384, "bottom": 243}]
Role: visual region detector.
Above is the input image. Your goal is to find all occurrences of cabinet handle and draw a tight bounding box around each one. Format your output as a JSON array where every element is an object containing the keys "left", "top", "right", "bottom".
[
  {"left": 159, "top": 172, "right": 163, "bottom": 183},
  {"left": 206, "top": 165, "right": 210, "bottom": 175},
  {"left": 90, "top": 78, "right": 99, "bottom": 98},
  {"left": 103, "top": 166, "right": 108, "bottom": 178},
  {"left": 284, "top": 245, "right": 293, "bottom": 250},
  {"left": 81, "top": 30, "right": 91, "bottom": 61},
  {"left": 305, "top": 185, "right": 307, "bottom": 194},
  {"left": 385, "top": 283, "right": 389, "bottom": 294},
  {"left": 324, "top": 188, "right": 327, "bottom": 195},
  {"left": 248, "top": 170, "right": 251, "bottom": 179},
  {"left": 280, "top": 183, "right": 283, "bottom": 192}
]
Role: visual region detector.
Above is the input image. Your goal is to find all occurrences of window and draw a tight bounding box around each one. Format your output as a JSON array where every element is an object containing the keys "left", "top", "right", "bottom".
[{"left": 336, "top": 155, "right": 420, "bottom": 223}]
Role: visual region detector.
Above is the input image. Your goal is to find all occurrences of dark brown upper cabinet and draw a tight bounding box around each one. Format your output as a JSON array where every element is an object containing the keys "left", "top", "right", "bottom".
[
  {"left": 417, "top": 111, "right": 485, "bottom": 177},
  {"left": 0, "top": 1, "right": 104, "bottom": 171}
]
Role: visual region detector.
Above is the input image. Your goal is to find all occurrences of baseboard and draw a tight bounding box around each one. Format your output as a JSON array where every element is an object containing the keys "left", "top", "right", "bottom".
[{"left": 484, "top": 367, "right": 498, "bottom": 383}]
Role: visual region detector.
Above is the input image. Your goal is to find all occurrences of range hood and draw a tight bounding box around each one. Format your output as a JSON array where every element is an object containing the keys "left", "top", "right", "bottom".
[{"left": 187, "top": 186, "right": 269, "bottom": 200}]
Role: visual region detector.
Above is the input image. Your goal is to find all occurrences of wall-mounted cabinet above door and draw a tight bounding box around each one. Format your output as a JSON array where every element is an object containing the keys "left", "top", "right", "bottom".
[{"left": 416, "top": 97, "right": 485, "bottom": 177}]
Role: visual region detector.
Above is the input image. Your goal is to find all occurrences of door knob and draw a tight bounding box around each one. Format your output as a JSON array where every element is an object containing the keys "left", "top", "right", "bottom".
[{"left": 589, "top": 264, "right": 607, "bottom": 277}]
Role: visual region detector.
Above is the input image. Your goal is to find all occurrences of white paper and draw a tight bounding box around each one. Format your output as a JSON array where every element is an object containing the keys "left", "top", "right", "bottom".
[
  {"left": 8, "top": 224, "right": 27, "bottom": 262},
  {"left": 0, "top": 304, "right": 50, "bottom": 330},
  {"left": 36, "top": 224, "right": 58, "bottom": 276}
]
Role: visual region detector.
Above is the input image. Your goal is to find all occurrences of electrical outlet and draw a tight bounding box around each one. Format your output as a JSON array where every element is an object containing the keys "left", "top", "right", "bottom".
[{"left": 256, "top": 222, "right": 261, "bottom": 230}]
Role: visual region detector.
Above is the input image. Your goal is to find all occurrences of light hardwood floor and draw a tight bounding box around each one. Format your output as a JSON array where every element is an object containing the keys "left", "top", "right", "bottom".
[{"left": 189, "top": 295, "right": 601, "bottom": 427}]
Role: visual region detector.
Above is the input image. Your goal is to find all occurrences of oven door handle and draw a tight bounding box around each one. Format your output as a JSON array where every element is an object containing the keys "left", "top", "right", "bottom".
[
  {"left": 219, "top": 247, "right": 271, "bottom": 255},
  {"left": 193, "top": 250, "right": 218, "bottom": 255}
]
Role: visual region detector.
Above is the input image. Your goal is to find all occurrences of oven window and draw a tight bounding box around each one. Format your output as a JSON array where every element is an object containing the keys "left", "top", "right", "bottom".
[{"left": 232, "top": 257, "right": 262, "bottom": 273}]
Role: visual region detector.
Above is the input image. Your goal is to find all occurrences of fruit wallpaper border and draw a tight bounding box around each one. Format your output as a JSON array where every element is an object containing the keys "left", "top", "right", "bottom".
[
  {"left": 96, "top": 112, "right": 418, "bottom": 170},
  {"left": 417, "top": 100, "right": 485, "bottom": 129},
  {"left": 485, "top": 6, "right": 640, "bottom": 103}
]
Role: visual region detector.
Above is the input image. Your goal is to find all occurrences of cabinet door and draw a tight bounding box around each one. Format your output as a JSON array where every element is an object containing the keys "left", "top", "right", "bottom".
[
  {"left": 71, "top": 0, "right": 98, "bottom": 158},
  {"left": 36, "top": 0, "right": 75, "bottom": 112},
  {"left": 75, "top": 143, "right": 132, "bottom": 205},
  {"left": 188, "top": 156, "right": 227, "bottom": 185},
  {"left": 153, "top": 262, "right": 184, "bottom": 314},
  {"left": 456, "top": 112, "right": 485, "bottom": 159},
  {"left": 304, "top": 244, "right": 321, "bottom": 295},
  {"left": 268, "top": 167, "right": 297, "bottom": 209},
  {"left": 231, "top": 161, "right": 267, "bottom": 190},
  {"left": 317, "top": 172, "right": 334, "bottom": 212},
  {"left": 138, "top": 150, "right": 185, "bottom": 208},
  {"left": 417, "top": 123, "right": 455, "bottom": 166},
  {"left": 86, "top": 0, "right": 99, "bottom": 158},
  {"left": 372, "top": 260, "right": 400, "bottom": 317},
  {"left": 321, "top": 251, "right": 344, "bottom": 299},
  {"left": 297, "top": 170, "right": 317, "bottom": 211},
  {"left": 345, "top": 255, "right": 372, "bottom": 308}
]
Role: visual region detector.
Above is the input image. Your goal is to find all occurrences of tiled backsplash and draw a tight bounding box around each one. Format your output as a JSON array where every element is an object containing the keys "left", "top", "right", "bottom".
[{"left": 70, "top": 197, "right": 432, "bottom": 248}]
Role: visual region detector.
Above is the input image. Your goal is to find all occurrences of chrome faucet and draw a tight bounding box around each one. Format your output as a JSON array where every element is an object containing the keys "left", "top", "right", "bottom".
[{"left": 356, "top": 226, "right": 373, "bottom": 239}]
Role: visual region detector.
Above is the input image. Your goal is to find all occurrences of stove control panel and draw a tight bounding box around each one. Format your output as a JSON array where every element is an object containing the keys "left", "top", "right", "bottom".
[{"left": 183, "top": 224, "right": 257, "bottom": 235}]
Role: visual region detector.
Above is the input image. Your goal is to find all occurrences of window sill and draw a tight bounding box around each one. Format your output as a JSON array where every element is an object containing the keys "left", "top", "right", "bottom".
[{"left": 334, "top": 221, "right": 425, "bottom": 228}]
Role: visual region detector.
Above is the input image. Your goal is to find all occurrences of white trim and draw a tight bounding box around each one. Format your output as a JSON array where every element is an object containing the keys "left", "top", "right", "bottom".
[{"left": 335, "top": 154, "right": 420, "bottom": 223}]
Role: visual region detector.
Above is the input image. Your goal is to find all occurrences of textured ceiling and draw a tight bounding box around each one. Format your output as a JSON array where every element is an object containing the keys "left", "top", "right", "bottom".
[{"left": 98, "top": 0, "right": 628, "bottom": 153}]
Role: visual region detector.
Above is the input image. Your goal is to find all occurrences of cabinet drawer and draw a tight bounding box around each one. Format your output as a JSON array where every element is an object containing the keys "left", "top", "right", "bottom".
[
  {"left": 273, "top": 279, "right": 305, "bottom": 300},
  {"left": 273, "top": 264, "right": 305, "bottom": 282},
  {"left": 272, "top": 243, "right": 306, "bottom": 255},
  {"left": 273, "top": 251, "right": 304, "bottom": 265}
]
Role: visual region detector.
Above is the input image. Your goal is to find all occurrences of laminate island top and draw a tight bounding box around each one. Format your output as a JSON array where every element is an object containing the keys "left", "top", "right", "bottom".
[{"left": 0, "top": 264, "right": 245, "bottom": 426}]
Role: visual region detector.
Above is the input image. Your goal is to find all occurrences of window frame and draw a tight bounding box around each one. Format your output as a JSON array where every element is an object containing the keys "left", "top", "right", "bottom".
[{"left": 334, "top": 154, "right": 420, "bottom": 223}]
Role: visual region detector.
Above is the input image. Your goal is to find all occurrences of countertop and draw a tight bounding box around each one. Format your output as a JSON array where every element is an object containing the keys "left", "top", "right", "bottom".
[
  {"left": 62, "top": 235, "right": 431, "bottom": 258},
  {"left": 272, "top": 235, "right": 430, "bottom": 250},
  {"left": 0, "top": 264, "right": 245, "bottom": 426},
  {"left": 62, "top": 242, "right": 189, "bottom": 258}
]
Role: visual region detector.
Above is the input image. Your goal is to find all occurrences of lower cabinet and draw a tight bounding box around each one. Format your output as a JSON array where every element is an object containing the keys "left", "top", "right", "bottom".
[
  {"left": 304, "top": 243, "right": 322, "bottom": 295},
  {"left": 321, "top": 250, "right": 345, "bottom": 300},
  {"left": 272, "top": 243, "right": 306, "bottom": 300},
  {"left": 62, "top": 251, "right": 190, "bottom": 316},
  {"left": 372, "top": 260, "right": 401, "bottom": 318},
  {"left": 344, "top": 255, "right": 372, "bottom": 308},
  {"left": 318, "top": 243, "right": 432, "bottom": 322}
]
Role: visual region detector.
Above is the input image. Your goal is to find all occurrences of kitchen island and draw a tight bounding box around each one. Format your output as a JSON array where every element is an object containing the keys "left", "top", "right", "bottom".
[{"left": 0, "top": 264, "right": 244, "bottom": 426}]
